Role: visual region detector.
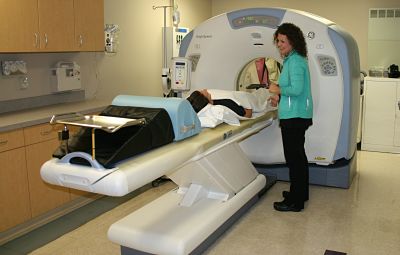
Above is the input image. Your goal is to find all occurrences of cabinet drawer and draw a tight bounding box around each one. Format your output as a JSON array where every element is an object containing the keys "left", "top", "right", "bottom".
[
  {"left": 0, "top": 129, "right": 25, "bottom": 153},
  {"left": 23, "top": 123, "right": 58, "bottom": 145}
]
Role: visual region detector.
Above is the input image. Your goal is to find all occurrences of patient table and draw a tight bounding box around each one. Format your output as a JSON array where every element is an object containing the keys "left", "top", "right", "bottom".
[{"left": 41, "top": 94, "right": 276, "bottom": 254}]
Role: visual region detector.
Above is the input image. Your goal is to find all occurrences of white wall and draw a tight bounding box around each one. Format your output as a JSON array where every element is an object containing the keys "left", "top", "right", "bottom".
[
  {"left": 211, "top": 0, "right": 400, "bottom": 72},
  {"left": 368, "top": 8, "right": 400, "bottom": 71},
  {"left": 97, "top": 0, "right": 212, "bottom": 100}
]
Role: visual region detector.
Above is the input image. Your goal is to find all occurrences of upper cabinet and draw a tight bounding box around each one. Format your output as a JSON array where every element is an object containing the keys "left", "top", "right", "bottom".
[
  {"left": 0, "top": 0, "right": 39, "bottom": 52},
  {"left": 74, "top": 0, "right": 105, "bottom": 51},
  {"left": 37, "top": 0, "right": 75, "bottom": 51},
  {"left": 0, "top": 0, "right": 104, "bottom": 53}
]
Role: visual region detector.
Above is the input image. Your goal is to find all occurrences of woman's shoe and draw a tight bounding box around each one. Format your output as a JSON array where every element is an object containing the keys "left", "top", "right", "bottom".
[
  {"left": 282, "top": 190, "right": 290, "bottom": 198},
  {"left": 273, "top": 200, "right": 303, "bottom": 212}
]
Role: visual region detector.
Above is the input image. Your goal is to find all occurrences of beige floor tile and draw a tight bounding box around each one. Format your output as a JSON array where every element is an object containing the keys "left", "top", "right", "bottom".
[{"left": 28, "top": 236, "right": 76, "bottom": 255}]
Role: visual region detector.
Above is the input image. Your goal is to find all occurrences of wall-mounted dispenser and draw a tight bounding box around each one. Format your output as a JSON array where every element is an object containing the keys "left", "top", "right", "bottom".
[
  {"left": 2, "top": 60, "right": 27, "bottom": 76},
  {"left": 50, "top": 62, "right": 81, "bottom": 93},
  {"left": 105, "top": 24, "right": 120, "bottom": 54}
]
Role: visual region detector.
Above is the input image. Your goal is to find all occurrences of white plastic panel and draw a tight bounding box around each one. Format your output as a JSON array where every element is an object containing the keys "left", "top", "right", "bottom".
[
  {"left": 108, "top": 175, "right": 266, "bottom": 255},
  {"left": 362, "top": 79, "right": 396, "bottom": 146}
]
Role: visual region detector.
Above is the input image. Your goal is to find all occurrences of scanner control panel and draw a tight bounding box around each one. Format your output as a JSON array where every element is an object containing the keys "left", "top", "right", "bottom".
[{"left": 317, "top": 55, "right": 337, "bottom": 76}]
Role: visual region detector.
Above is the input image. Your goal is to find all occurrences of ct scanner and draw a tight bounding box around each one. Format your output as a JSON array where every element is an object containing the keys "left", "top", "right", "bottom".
[
  {"left": 179, "top": 7, "right": 360, "bottom": 188},
  {"left": 40, "top": 7, "right": 360, "bottom": 255}
]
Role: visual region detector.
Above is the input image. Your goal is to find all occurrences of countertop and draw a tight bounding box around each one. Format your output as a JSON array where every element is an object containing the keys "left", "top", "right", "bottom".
[
  {"left": 365, "top": 76, "right": 400, "bottom": 81},
  {"left": 0, "top": 99, "right": 111, "bottom": 132}
]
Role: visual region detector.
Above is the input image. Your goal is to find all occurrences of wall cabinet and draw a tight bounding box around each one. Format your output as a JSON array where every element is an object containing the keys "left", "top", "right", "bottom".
[
  {"left": 0, "top": 0, "right": 104, "bottom": 52},
  {"left": 74, "top": 0, "right": 105, "bottom": 51},
  {"left": 37, "top": 0, "right": 75, "bottom": 51},
  {"left": 361, "top": 77, "right": 400, "bottom": 153},
  {"left": 0, "top": 0, "right": 39, "bottom": 52}
]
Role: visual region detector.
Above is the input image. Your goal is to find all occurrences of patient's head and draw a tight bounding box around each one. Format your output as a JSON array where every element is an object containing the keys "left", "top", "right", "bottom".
[{"left": 187, "top": 90, "right": 211, "bottom": 113}]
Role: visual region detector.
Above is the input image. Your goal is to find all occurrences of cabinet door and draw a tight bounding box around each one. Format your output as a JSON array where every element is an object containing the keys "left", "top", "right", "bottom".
[
  {"left": 74, "top": 0, "right": 104, "bottom": 51},
  {"left": 0, "top": 148, "right": 31, "bottom": 232},
  {"left": 363, "top": 80, "right": 397, "bottom": 146},
  {"left": 26, "top": 138, "right": 70, "bottom": 218},
  {"left": 0, "top": 0, "right": 39, "bottom": 52},
  {"left": 37, "top": 0, "right": 75, "bottom": 51}
]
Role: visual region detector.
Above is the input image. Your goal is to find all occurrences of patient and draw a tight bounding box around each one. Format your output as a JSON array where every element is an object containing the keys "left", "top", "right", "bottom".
[{"left": 187, "top": 89, "right": 253, "bottom": 118}]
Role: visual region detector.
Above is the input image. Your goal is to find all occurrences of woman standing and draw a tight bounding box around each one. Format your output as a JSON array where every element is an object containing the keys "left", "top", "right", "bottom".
[{"left": 269, "top": 23, "right": 313, "bottom": 212}]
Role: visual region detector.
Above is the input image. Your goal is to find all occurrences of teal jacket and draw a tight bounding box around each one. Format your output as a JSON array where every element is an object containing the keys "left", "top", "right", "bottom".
[{"left": 278, "top": 51, "right": 313, "bottom": 120}]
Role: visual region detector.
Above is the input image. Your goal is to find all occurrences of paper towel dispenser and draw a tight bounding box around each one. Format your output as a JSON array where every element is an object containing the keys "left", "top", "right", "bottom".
[{"left": 51, "top": 62, "right": 81, "bottom": 93}]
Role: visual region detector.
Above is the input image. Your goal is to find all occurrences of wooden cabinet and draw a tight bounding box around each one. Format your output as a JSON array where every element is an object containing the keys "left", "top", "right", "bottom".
[
  {"left": 74, "top": 0, "right": 104, "bottom": 51},
  {"left": 37, "top": 0, "right": 75, "bottom": 51},
  {"left": 361, "top": 77, "right": 400, "bottom": 153},
  {"left": 0, "top": 0, "right": 39, "bottom": 52},
  {"left": 0, "top": 130, "right": 31, "bottom": 232},
  {"left": 0, "top": 0, "right": 104, "bottom": 52},
  {"left": 24, "top": 124, "right": 71, "bottom": 217},
  {"left": 0, "top": 129, "right": 25, "bottom": 153},
  {"left": 0, "top": 121, "right": 97, "bottom": 233}
]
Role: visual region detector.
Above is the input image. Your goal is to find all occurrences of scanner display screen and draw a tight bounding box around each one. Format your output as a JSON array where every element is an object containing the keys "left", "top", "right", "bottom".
[{"left": 232, "top": 15, "right": 280, "bottom": 28}]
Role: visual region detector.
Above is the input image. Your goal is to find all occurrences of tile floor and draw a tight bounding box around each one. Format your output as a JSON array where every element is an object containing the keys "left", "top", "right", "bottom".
[{"left": 2, "top": 150, "right": 400, "bottom": 255}]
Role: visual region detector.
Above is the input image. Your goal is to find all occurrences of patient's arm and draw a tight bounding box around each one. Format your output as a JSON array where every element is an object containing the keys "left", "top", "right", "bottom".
[{"left": 213, "top": 99, "right": 246, "bottom": 117}]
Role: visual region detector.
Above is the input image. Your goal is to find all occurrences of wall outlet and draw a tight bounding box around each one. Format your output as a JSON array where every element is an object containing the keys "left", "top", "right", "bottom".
[{"left": 19, "top": 77, "right": 29, "bottom": 89}]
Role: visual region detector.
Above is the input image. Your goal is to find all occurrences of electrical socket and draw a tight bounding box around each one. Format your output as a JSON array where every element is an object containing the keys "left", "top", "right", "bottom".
[{"left": 19, "top": 77, "right": 29, "bottom": 89}]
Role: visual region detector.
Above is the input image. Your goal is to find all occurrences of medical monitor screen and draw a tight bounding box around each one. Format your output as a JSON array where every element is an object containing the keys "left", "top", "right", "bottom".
[{"left": 232, "top": 15, "right": 280, "bottom": 28}]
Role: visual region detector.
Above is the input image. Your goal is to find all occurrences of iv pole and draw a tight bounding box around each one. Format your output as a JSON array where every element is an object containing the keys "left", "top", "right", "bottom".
[
  {"left": 153, "top": 5, "right": 172, "bottom": 69},
  {"left": 153, "top": 5, "right": 173, "bottom": 96}
]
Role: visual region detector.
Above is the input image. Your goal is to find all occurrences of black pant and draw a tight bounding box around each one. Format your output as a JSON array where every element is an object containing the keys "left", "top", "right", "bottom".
[{"left": 280, "top": 118, "right": 312, "bottom": 207}]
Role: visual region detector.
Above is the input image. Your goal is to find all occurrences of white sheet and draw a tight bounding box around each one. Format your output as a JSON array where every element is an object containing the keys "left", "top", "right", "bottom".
[{"left": 197, "top": 88, "right": 275, "bottom": 128}]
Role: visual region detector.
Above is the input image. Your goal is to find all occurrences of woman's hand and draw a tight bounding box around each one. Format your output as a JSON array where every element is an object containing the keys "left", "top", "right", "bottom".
[
  {"left": 268, "top": 83, "right": 280, "bottom": 107},
  {"left": 269, "top": 83, "right": 280, "bottom": 94},
  {"left": 268, "top": 94, "right": 280, "bottom": 107}
]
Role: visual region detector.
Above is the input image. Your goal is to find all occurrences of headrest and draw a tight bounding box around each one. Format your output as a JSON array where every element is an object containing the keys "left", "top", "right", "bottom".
[{"left": 112, "top": 95, "right": 201, "bottom": 141}]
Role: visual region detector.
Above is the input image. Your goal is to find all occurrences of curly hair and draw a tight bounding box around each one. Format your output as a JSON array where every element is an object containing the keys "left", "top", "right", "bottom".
[
  {"left": 273, "top": 23, "right": 308, "bottom": 58},
  {"left": 186, "top": 90, "right": 209, "bottom": 113}
]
